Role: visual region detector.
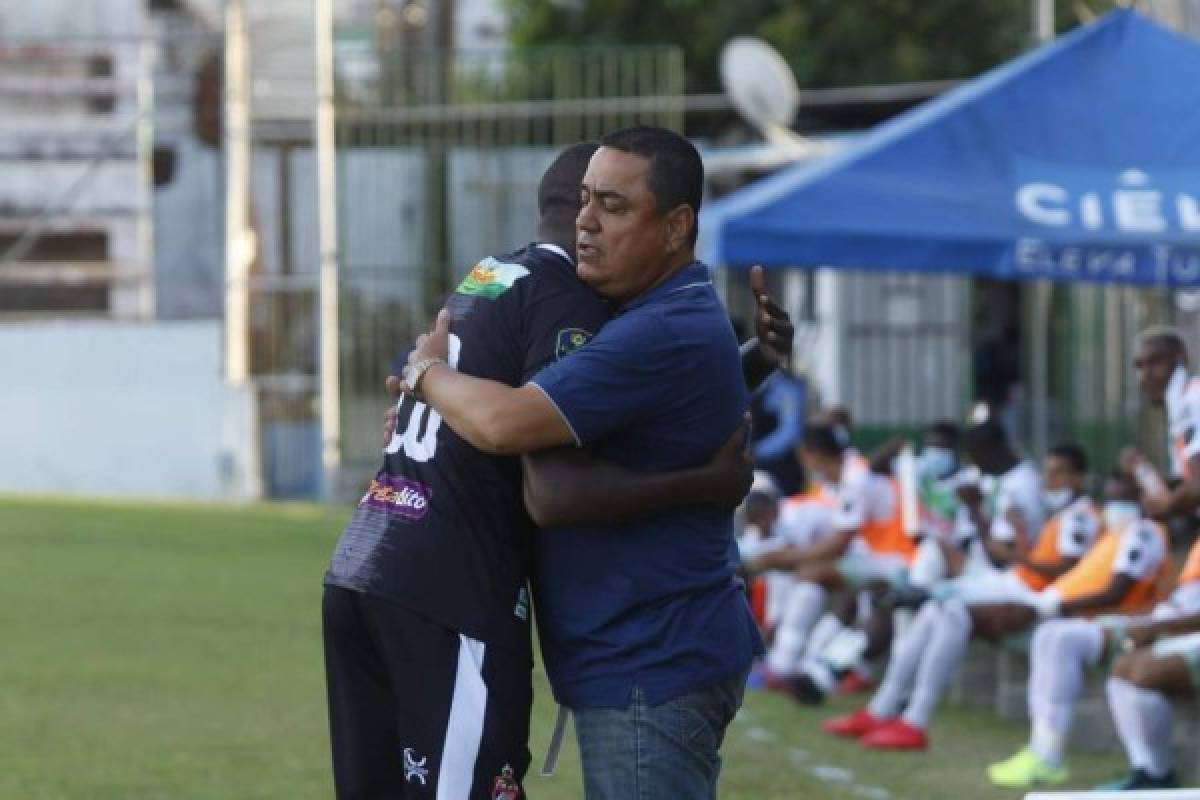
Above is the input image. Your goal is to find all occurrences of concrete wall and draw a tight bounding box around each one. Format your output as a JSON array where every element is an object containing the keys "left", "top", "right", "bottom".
[
  {"left": 0, "top": 319, "right": 260, "bottom": 500},
  {"left": 0, "top": 0, "right": 141, "bottom": 39}
]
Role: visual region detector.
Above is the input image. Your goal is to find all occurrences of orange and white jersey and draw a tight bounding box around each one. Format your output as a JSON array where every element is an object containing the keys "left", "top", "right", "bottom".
[
  {"left": 1051, "top": 519, "right": 1170, "bottom": 615},
  {"left": 776, "top": 485, "right": 837, "bottom": 549},
  {"left": 1150, "top": 537, "right": 1200, "bottom": 618},
  {"left": 1179, "top": 536, "right": 1200, "bottom": 586},
  {"left": 1166, "top": 368, "right": 1200, "bottom": 480},
  {"left": 834, "top": 471, "right": 916, "bottom": 562},
  {"left": 1013, "top": 496, "right": 1101, "bottom": 591}
]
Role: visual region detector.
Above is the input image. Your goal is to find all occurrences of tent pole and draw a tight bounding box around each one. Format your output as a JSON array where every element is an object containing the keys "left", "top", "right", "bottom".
[
  {"left": 1027, "top": 1, "right": 1054, "bottom": 458},
  {"left": 1031, "top": 282, "right": 1051, "bottom": 457}
]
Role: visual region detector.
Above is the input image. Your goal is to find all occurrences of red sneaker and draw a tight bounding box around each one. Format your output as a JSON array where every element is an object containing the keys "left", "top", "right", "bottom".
[
  {"left": 837, "top": 671, "right": 873, "bottom": 694},
  {"left": 859, "top": 719, "right": 928, "bottom": 751},
  {"left": 822, "top": 708, "right": 887, "bottom": 738}
]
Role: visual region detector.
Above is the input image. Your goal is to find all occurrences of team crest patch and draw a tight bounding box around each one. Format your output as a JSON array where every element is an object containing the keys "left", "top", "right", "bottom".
[
  {"left": 455, "top": 257, "right": 530, "bottom": 299},
  {"left": 555, "top": 328, "right": 592, "bottom": 359},
  {"left": 491, "top": 764, "right": 521, "bottom": 800}
]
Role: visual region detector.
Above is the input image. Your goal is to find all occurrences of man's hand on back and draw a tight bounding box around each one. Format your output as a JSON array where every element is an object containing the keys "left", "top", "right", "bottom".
[{"left": 750, "top": 265, "right": 794, "bottom": 372}]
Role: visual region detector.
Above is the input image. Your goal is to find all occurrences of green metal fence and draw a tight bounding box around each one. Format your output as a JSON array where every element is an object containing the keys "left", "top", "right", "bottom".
[{"left": 1050, "top": 283, "right": 1174, "bottom": 478}]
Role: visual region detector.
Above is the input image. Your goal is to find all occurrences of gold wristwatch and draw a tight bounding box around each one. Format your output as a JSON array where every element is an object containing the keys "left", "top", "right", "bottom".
[{"left": 403, "top": 357, "right": 447, "bottom": 401}]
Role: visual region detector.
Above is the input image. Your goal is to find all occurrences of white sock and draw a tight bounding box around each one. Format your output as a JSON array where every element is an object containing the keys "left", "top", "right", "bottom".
[
  {"left": 902, "top": 598, "right": 971, "bottom": 729},
  {"left": 1107, "top": 677, "right": 1156, "bottom": 773},
  {"left": 766, "top": 582, "right": 827, "bottom": 676},
  {"left": 804, "top": 612, "right": 844, "bottom": 660},
  {"left": 1027, "top": 621, "right": 1056, "bottom": 723},
  {"left": 868, "top": 600, "right": 938, "bottom": 719},
  {"left": 1028, "top": 619, "right": 1104, "bottom": 768},
  {"left": 1131, "top": 683, "right": 1175, "bottom": 777},
  {"left": 892, "top": 607, "right": 914, "bottom": 645},
  {"left": 1031, "top": 718, "right": 1068, "bottom": 769},
  {"left": 822, "top": 627, "right": 869, "bottom": 673},
  {"left": 798, "top": 655, "right": 839, "bottom": 694}
]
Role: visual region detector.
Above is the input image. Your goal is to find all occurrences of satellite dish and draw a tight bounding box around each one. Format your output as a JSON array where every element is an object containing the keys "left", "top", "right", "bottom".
[
  {"left": 720, "top": 37, "right": 799, "bottom": 131},
  {"left": 719, "top": 37, "right": 827, "bottom": 158}
]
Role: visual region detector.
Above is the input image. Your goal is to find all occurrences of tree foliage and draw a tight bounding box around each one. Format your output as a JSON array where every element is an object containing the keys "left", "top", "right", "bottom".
[{"left": 503, "top": 0, "right": 1118, "bottom": 93}]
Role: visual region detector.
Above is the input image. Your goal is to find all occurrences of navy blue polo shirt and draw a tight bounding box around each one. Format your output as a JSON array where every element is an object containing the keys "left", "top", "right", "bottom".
[{"left": 529, "top": 261, "right": 764, "bottom": 709}]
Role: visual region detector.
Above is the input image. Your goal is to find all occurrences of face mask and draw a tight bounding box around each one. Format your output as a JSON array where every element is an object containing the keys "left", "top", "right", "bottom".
[
  {"left": 917, "top": 446, "right": 957, "bottom": 481},
  {"left": 1103, "top": 501, "right": 1140, "bottom": 531},
  {"left": 1042, "top": 487, "right": 1074, "bottom": 512}
]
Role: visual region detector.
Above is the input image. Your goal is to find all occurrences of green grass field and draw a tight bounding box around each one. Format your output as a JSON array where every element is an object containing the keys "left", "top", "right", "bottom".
[{"left": 0, "top": 496, "right": 1129, "bottom": 799}]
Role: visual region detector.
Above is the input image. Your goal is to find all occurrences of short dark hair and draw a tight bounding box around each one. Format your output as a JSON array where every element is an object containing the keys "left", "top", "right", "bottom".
[
  {"left": 801, "top": 423, "right": 847, "bottom": 458},
  {"left": 964, "top": 420, "right": 1009, "bottom": 453},
  {"left": 538, "top": 141, "right": 600, "bottom": 219},
  {"left": 600, "top": 125, "right": 703, "bottom": 244},
  {"left": 1046, "top": 442, "right": 1088, "bottom": 475},
  {"left": 826, "top": 406, "right": 853, "bottom": 430},
  {"left": 1137, "top": 325, "right": 1189, "bottom": 364},
  {"left": 926, "top": 420, "right": 961, "bottom": 448}
]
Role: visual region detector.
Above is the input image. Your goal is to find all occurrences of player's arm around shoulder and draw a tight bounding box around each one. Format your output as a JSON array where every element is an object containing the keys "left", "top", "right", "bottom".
[
  {"left": 411, "top": 310, "right": 575, "bottom": 455},
  {"left": 521, "top": 414, "right": 753, "bottom": 528}
]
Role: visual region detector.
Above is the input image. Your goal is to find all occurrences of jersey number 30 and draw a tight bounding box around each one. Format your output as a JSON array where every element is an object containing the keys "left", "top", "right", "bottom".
[{"left": 385, "top": 334, "right": 462, "bottom": 462}]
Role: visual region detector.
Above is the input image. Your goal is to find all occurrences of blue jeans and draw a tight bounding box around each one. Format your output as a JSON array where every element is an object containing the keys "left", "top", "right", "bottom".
[{"left": 572, "top": 670, "right": 748, "bottom": 800}]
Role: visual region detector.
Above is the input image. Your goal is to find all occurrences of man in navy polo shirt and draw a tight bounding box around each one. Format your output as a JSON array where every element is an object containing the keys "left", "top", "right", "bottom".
[{"left": 405, "top": 125, "right": 761, "bottom": 798}]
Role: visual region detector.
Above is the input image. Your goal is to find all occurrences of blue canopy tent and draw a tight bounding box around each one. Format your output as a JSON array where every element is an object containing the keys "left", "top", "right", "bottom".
[
  {"left": 704, "top": 9, "right": 1200, "bottom": 287},
  {"left": 702, "top": 9, "right": 1200, "bottom": 456}
]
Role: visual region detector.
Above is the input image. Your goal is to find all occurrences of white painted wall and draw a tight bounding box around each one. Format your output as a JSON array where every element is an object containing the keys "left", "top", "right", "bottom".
[
  {"left": 0, "top": 320, "right": 260, "bottom": 500},
  {"left": 0, "top": 0, "right": 141, "bottom": 38}
]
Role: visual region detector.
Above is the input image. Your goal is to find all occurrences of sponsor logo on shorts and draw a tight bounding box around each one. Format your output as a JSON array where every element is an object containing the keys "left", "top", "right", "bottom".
[
  {"left": 455, "top": 257, "right": 530, "bottom": 299},
  {"left": 403, "top": 748, "right": 429, "bottom": 785},
  {"left": 555, "top": 328, "right": 592, "bottom": 359},
  {"left": 361, "top": 474, "right": 433, "bottom": 521}
]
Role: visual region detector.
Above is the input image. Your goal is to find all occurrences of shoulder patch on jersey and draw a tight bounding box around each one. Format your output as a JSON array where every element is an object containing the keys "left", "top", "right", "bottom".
[
  {"left": 555, "top": 327, "right": 593, "bottom": 359},
  {"left": 454, "top": 257, "right": 530, "bottom": 299}
]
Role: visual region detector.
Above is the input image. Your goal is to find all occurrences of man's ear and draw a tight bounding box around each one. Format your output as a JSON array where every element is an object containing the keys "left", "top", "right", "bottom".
[{"left": 664, "top": 204, "right": 695, "bottom": 255}]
